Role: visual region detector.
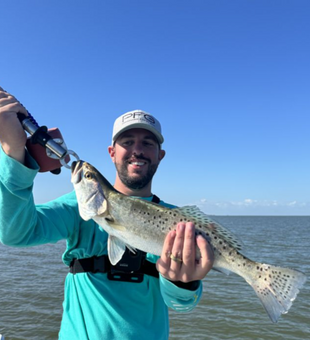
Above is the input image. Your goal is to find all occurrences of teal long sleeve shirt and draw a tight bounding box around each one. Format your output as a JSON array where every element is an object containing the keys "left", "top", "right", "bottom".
[{"left": 0, "top": 148, "right": 202, "bottom": 340}]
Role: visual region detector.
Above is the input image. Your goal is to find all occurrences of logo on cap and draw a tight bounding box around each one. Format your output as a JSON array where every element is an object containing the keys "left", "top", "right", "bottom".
[
  {"left": 112, "top": 109, "right": 164, "bottom": 144},
  {"left": 122, "top": 112, "right": 156, "bottom": 126}
]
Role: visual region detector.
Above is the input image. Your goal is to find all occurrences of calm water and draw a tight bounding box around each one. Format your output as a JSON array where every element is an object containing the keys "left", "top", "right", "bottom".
[{"left": 0, "top": 216, "right": 309, "bottom": 340}]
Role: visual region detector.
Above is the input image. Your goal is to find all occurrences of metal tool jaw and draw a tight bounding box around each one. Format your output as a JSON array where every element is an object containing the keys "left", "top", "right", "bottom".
[{"left": 17, "top": 112, "right": 79, "bottom": 174}]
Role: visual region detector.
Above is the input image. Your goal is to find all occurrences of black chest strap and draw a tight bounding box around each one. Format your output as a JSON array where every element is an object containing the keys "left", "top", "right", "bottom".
[{"left": 69, "top": 253, "right": 159, "bottom": 282}]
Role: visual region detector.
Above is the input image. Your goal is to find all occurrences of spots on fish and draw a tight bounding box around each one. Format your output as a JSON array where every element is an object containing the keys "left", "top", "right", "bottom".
[
  {"left": 252, "top": 264, "right": 305, "bottom": 313},
  {"left": 172, "top": 206, "right": 244, "bottom": 251},
  {"left": 256, "top": 287, "right": 271, "bottom": 297}
]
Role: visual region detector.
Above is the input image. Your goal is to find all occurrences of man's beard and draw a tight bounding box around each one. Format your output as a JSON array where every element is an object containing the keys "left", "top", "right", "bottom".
[{"left": 115, "top": 157, "right": 159, "bottom": 190}]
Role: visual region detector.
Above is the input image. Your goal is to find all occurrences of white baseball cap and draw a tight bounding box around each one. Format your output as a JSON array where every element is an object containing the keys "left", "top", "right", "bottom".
[{"left": 112, "top": 110, "right": 164, "bottom": 144}]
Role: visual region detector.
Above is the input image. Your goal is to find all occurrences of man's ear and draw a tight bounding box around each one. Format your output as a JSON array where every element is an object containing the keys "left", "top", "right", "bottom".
[
  {"left": 159, "top": 149, "right": 166, "bottom": 162},
  {"left": 108, "top": 146, "right": 115, "bottom": 163}
]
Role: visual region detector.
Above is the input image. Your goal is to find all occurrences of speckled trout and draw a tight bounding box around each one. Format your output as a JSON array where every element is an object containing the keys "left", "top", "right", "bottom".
[{"left": 71, "top": 160, "right": 307, "bottom": 323}]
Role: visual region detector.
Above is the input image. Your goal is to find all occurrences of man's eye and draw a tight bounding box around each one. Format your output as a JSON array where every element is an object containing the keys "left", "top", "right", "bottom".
[
  {"left": 122, "top": 140, "right": 133, "bottom": 146},
  {"left": 144, "top": 141, "right": 156, "bottom": 147}
]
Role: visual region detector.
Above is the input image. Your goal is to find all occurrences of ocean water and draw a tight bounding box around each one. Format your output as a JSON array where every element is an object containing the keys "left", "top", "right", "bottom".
[{"left": 0, "top": 216, "right": 309, "bottom": 340}]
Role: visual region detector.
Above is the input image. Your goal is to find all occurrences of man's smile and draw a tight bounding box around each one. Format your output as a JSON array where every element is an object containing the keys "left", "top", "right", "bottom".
[
  {"left": 129, "top": 162, "right": 146, "bottom": 166},
  {"left": 127, "top": 157, "right": 149, "bottom": 169},
  {"left": 129, "top": 161, "right": 147, "bottom": 166}
]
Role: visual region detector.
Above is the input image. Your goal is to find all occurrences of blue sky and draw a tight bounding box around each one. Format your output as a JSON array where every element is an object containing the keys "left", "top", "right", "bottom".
[{"left": 1, "top": 1, "right": 309, "bottom": 215}]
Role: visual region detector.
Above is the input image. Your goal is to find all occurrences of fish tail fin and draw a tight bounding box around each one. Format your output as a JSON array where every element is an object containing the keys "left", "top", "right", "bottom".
[{"left": 246, "top": 263, "right": 307, "bottom": 323}]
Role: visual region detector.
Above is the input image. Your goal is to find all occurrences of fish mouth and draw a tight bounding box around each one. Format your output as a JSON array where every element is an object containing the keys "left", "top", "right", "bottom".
[
  {"left": 71, "top": 160, "right": 85, "bottom": 184},
  {"left": 71, "top": 160, "right": 79, "bottom": 173}
]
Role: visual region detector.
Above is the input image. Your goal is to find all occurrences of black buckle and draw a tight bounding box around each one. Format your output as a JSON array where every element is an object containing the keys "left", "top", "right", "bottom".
[
  {"left": 93, "top": 256, "right": 108, "bottom": 273},
  {"left": 107, "top": 249, "right": 146, "bottom": 283}
]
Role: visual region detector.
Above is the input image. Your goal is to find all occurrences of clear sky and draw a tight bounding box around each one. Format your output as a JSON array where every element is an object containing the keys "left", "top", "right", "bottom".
[{"left": 1, "top": 1, "right": 309, "bottom": 215}]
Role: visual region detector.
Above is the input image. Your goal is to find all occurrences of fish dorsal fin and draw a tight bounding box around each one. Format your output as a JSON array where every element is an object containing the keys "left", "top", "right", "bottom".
[{"left": 173, "top": 205, "right": 244, "bottom": 251}]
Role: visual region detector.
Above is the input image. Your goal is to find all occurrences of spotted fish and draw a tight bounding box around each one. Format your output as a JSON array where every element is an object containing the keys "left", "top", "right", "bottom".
[{"left": 71, "top": 160, "right": 307, "bottom": 323}]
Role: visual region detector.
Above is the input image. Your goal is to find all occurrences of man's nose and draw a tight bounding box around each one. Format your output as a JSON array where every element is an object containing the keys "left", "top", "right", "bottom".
[{"left": 132, "top": 142, "right": 145, "bottom": 155}]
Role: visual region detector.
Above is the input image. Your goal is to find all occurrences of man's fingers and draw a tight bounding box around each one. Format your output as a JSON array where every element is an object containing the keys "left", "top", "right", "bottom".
[
  {"left": 0, "top": 97, "right": 17, "bottom": 107},
  {"left": 156, "top": 230, "right": 175, "bottom": 276},
  {"left": 170, "top": 223, "right": 185, "bottom": 270},
  {"left": 158, "top": 223, "right": 214, "bottom": 282},
  {"left": 182, "top": 222, "right": 196, "bottom": 267},
  {"left": 196, "top": 235, "right": 214, "bottom": 272},
  {"left": 0, "top": 91, "right": 27, "bottom": 116},
  {"left": 161, "top": 230, "right": 176, "bottom": 263}
]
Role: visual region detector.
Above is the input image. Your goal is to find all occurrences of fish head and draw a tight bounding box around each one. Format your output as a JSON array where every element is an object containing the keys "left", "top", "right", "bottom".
[{"left": 71, "top": 161, "right": 107, "bottom": 221}]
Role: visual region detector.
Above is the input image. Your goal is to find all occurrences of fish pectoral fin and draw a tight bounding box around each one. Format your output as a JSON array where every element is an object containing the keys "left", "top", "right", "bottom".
[
  {"left": 107, "top": 236, "right": 137, "bottom": 265},
  {"left": 108, "top": 236, "right": 126, "bottom": 265}
]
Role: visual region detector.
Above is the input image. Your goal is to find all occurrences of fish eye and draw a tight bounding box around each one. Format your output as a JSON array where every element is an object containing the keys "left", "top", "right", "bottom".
[{"left": 85, "top": 171, "right": 93, "bottom": 180}]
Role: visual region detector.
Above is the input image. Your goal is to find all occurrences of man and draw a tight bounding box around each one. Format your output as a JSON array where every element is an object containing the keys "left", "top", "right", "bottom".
[{"left": 0, "top": 87, "right": 214, "bottom": 339}]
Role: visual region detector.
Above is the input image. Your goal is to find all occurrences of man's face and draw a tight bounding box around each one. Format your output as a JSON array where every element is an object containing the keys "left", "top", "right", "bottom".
[{"left": 109, "top": 128, "right": 165, "bottom": 191}]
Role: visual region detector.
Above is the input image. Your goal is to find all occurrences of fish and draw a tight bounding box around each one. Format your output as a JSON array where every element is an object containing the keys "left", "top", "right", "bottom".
[{"left": 71, "top": 160, "right": 307, "bottom": 323}]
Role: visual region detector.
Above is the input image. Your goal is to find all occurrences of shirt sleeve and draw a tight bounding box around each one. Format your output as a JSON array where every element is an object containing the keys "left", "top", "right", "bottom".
[
  {"left": 159, "top": 275, "right": 202, "bottom": 312},
  {"left": 0, "top": 147, "right": 77, "bottom": 246},
  {"left": 146, "top": 252, "right": 203, "bottom": 312}
]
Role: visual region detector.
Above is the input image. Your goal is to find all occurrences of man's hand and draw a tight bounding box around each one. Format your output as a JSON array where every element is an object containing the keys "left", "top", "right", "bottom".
[
  {"left": 0, "top": 86, "right": 28, "bottom": 163},
  {"left": 156, "top": 222, "right": 214, "bottom": 283}
]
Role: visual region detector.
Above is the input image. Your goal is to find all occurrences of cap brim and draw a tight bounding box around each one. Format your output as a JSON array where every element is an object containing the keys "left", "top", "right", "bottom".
[{"left": 113, "top": 123, "right": 164, "bottom": 144}]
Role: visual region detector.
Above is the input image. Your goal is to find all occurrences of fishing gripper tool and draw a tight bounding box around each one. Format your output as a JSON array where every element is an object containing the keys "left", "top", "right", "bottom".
[{"left": 17, "top": 112, "right": 79, "bottom": 174}]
